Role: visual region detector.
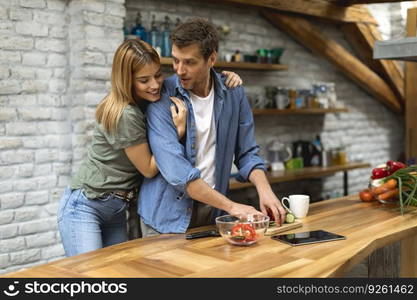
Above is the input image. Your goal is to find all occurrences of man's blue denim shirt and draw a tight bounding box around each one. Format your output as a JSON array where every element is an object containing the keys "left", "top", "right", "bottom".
[{"left": 138, "top": 70, "right": 266, "bottom": 233}]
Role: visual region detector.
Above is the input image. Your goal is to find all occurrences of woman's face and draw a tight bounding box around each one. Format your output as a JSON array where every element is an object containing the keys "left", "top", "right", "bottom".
[{"left": 133, "top": 62, "right": 164, "bottom": 103}]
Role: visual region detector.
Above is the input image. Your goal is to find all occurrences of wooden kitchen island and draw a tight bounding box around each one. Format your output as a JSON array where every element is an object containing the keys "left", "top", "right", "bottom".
[{"left": 3, "top": 195, "right": 417, "bottom": 278}]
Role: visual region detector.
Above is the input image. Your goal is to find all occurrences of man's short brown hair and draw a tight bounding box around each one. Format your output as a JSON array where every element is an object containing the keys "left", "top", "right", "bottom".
[{"left": 170, "top": 18, "right": 219, "bottom": 60}]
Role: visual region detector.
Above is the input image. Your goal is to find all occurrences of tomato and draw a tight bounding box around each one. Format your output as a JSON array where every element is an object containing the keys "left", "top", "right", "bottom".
[
  {"left": 266, "top": 208, "right": 275, "bottom": 221},
  {"left": 359, "top": 189, "right": 375, "bottom": 202},
  {"left": 371, "top": 167, "right": 389, "bottom": 179},
  {"left": 231, "top": 223, "right": 257, "bottom": 242}
]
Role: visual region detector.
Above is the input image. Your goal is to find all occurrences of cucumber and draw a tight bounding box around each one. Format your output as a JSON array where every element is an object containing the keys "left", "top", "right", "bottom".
[{"left": 285, "top": 213, "right": 295, "bottom": 223}]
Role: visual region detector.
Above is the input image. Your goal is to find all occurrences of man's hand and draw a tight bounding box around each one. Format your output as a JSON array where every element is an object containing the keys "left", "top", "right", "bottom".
[
  {"left": 249, "top": 169, "right": 286, "bottom": 225},
  {"left": 258, "top": 189, "right": 286, "bottom": 226},
  {"left": 228, "top": 202, "right": 263, "bottom": 218}
]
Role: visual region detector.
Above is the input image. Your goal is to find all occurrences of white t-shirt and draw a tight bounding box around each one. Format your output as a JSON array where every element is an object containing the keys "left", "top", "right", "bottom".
[{"left": 189, "top": 85, "right": 216, "bottom": 189}]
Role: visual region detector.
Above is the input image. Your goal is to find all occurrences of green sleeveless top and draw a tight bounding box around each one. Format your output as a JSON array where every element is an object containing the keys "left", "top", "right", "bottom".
[{"left": 70, "top": 104, "right": 147, "bottom": 199}]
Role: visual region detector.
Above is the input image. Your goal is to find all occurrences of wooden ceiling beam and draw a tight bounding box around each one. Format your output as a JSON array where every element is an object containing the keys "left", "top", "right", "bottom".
[
  {"left": 328, "top": 0, "right": 406, "bottom": 6},
  {"left": 262, "top": 10, "right": 402, "bottom": 113},
  {"left": 213, "top": 0, "right": 377, "bottom": 24},
  {"left": 342, "top": 22, "right": 405, "bottom": 102}
]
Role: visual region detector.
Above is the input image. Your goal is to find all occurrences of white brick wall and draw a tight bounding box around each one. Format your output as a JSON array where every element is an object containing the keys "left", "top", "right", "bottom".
[
  {"left": 0, "top": 0, "right": 406, "bottom": 274},
  {"left": 0, "top": 0, "right": 125, "bottom": 274}
]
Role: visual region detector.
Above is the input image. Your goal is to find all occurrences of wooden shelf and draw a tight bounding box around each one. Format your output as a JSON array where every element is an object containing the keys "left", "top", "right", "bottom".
[
  {"left": 160, "top": 57, "right": 288, "bottom": 71},
  {"left": 252, "top": 108, "right": 349, "bottom": 115},
  {"left": 229, "top": 162, "right": 370, "bottom": 190}
]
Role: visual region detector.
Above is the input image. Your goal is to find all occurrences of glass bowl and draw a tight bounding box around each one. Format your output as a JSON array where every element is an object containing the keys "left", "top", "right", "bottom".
[{"left": 215, "top": 214, "right": 270, "bottom": 246}]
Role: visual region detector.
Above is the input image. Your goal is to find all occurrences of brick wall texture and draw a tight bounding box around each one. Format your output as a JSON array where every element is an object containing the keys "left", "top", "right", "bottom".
[{"left": 0, "top": 0, "right": 406, "bottom": 274}]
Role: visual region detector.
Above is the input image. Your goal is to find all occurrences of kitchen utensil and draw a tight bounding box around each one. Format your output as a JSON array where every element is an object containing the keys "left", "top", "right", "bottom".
[{"left": 265, "top": 220, "right": 302, "bottom": 236}]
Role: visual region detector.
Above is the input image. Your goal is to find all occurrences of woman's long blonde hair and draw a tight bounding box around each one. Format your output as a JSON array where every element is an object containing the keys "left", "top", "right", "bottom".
[{"left": 96, "top": 39, "right": 160, "bottom": 133}]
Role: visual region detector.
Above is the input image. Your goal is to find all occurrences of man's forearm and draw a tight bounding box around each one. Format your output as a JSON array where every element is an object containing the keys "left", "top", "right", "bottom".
[
  {"left": 186, "top": 179, "right": 233, "bottom": 212},
  {"left": 249, "top": 169, "right": 273, "bottom": 192}
]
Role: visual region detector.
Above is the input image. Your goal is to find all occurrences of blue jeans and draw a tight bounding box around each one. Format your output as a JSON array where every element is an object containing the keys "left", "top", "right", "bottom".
[{"left": 57, "top": 187, "right": 128, "bottom": 257}]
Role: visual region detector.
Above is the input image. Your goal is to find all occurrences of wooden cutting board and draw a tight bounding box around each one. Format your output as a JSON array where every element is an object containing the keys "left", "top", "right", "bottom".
[{"left": 265, "top": 220, "right": 303, "bottom": 236}]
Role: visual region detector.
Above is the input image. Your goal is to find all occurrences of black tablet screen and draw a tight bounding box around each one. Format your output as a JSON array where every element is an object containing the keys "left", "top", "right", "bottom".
[{"left": 271, "top": 230, "right": 346, "bottom": 246}]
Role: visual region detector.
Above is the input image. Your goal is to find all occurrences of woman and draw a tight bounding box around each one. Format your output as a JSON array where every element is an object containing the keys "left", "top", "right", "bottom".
[{"left": 57, "top": 39, "right": 242, "bottom": 256}]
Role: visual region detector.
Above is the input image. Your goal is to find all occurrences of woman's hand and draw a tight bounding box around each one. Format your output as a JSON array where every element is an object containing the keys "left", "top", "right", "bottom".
[
  {"left": 222, "top": 71, "right": 243, "bottom": 88},
  {"left": 170, "top": 97, "right": 187, "bottom": 139}
]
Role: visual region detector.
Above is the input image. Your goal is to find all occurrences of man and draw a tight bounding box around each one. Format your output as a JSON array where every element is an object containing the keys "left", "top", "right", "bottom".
[{"left": 138, "top": 18, "right": 285, "bottom": 236}]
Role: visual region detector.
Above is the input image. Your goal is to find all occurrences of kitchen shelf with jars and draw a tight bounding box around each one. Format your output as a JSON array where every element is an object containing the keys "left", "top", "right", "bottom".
[{"left": 249, "top": 82, "right": 348, "bottom": 115}]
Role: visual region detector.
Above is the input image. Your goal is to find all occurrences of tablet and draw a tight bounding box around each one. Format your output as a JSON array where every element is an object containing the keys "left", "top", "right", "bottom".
[{"left": 271, "top": 230, "right": 346, "bottom": 246}]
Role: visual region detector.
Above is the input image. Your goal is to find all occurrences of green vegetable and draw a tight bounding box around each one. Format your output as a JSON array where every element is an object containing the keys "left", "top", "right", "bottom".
[
  {"left": 285, "top": 213, "right": 295, "bottom": 223},
  {"left": 384, "top": 165, "right": 417, "bottom": 215}
]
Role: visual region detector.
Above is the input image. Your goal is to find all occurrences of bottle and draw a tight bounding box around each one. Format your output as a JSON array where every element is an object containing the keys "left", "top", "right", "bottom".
[
  {"left": 311, "top": 135, "right": 322, "bottom": 166},
  {"left": 175, "top": 17, "right": 182, "bottom": 28},
  {"left": 161, "top": 15, "right": 171, "bottom": 57},
  {"left": 149, "top": 15, "right": 162, "bottom": 55},
  {"left": 131, "top": 12, "right": 148, "bottom": 42}
]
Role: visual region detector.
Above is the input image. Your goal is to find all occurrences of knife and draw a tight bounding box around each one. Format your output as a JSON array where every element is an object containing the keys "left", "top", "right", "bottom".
[{"left": 185, "top": 229, "right": 220, "bottom": 239}]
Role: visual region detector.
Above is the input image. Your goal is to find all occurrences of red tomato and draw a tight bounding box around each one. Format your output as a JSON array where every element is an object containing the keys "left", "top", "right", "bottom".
[
  {"left": 359, "top": 189, "right": 375, "bottom": 202},
  {"left": 231, "top": 223, "right": 257, "bottom": 242}
]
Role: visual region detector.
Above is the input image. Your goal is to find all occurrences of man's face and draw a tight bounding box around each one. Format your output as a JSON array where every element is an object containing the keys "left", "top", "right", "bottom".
[{"left": 172, "top": 43, "right": 216, "bottom": 93}]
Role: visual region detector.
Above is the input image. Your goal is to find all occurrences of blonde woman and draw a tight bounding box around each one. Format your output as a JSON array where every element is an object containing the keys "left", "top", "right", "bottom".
[{"left": 57, "top": 39, "right": 242, "bottom": 256}]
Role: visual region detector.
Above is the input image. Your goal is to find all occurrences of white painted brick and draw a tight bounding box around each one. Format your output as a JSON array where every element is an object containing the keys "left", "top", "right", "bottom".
[
  {"left": 0, "top": 138, "right": 23, "bottom": 150},
  {"left": 43, "top": 202, "right": 58, "bottom": 216},
  {"left": 25, "top": 231, "right": 56, "bottom": 248},
  {"left": 0, "top": 5, "right": 6, "bottom": 19},
  {"left": 16, "top": 21, "right": 48, "bottom": 36},
  {"left": 41, "top": 244, "right": 64, "bottom": 259},
  {"left": 21, "top": 80, "right": 49, "bottom": 93},
  {"left": 53, "top": 67, "right": 66, "bottom": 79},
  {"left": 85, "top": 25, "right": 105, "bottom": 38},
  {"left": 0, "top": 181, "right": 13, "bottom": 194},
  {"left": 14, "top": 206, "right": 40, "bottom": 222},
  {"left": 46, "top": 0, "right": 66, "bottom": 11},
  {"left": 37, "top": 94, "right": 62, "bottom": 106},
  {"left": 47, "top": 53, "right": 67, "bottom": 67},
  {"left": 0, "top": 66, "right": 10, "bottom": 79},
  {"left": 0, "top": 237, "right": 25, "bottom": 253},
  {"left": 20, "top": 0, "right": 46, "bottom": 9},
  {"left": 50, "top": 26, "right": 67, "bottom": 38},
  {"left": 37, "top": 121, "right": 71, "bottom": 134},
  {"left": 1, "top": 224, "right": 19, "bottom": 239},
  {"left": 0, "top": 19, "right": 13, "bottom": 33},
  {"left": 83, "top": 11, "right": 104, "bottom": 25},
  {"left": 86, "top": 38, "right": 119, "bottom": 52},
  {"left": 1, "top": 149, "right": 34, "bottom": 164},
  {"left": 13, "top": 178, "right": 38, "bottom": 192},
  {"left": 35, "top": 38, "right": 66, "bottom": 52},
  {"left": 35, "top": 149, "right": 58, "bottom": 163},
  {"left": 0, "top": 192, "right": 25, "bottom": 209},
  {"left": 58, "top": 150, "right": 72, "bottom": 162},
  {"left": 83, "top": 51, "right": 106, "bottom": 65},
  {"left": 0, "top": 80, "right": 22, "bottom": 95},
  {"left": 36, "top": 68, "right": 53, "bottom": 80},
  {"left": 83, "top": 66, "right": 111, "bottom": 80},
  {"left": 104, "top": 15, "right": 123, "bottom": 29},
  {"left": 33, "top": 164, "right": 52, "bottom": 176},
  {"left": 0, "top": 35, "right": 33, "bottom": 50},
  {"left": 8, "top": 94, "right": 37, "bottom": 106},
  {"left": 0, "top": 50, "right": 21, "bottom": 63},
  {"left": 9, "top": 7, "right": 33, "bottom": 21},
  {"left": 10, "top": 249, "right": 41, "bottom": 265},
  {"left": 25, "top": 190, "right": 49, "bottom": 206},
  {"left": 37, "top": 175, "right": 57, "bottom": 189},
  {"left": 49, "top": 79, "right": 67, "bottom": 93},
  {"left": 105, "top": 2, "right": 126, "bottom": 17},
  {"left": 53, "top": 162, "right": 71, "bottom": 175},
  {"left": 18, "top": 163, "right": 34, "bottom": 177},
  {"left": 0, "top": 210, "right": 14, "bottom": 225},
  {"left": 11, "top": 66, "right": 36, "bottom": 79},
  {"left": 0, "top": 166, "right": 16, "bottom": 182},
  {"left": 0, "top": 254, "right": 9, "bottom": 269},
  {"left": 22, "top": 52, "right": 47, "bottom": 66},
  {"left": 0, "top": 108, "right": 16, "bottom": 121},
  {"left": 34, "top": 10, "right": 65, "bottom": 24}
]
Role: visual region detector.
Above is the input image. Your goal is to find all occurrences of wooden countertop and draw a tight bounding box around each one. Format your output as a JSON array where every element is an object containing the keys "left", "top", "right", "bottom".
[
  {"left": 3, "top": 195, "right": 417, "bottom": 278},
  {"left": 229, "top": 162, "right": 370, "bottom": 190}
]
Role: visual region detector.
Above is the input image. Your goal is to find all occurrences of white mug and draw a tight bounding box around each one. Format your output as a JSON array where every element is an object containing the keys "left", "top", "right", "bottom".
[{"left": 281, "top": 194, "right": 310, "bottom": 219}]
